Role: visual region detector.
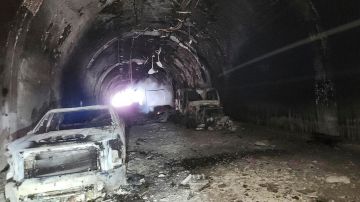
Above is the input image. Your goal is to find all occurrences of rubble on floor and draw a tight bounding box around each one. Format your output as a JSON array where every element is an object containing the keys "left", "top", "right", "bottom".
[
  {"left": 119, "top": 123, "right": 360, "bottom": 202},
  {"left": 180, "top": 174, "right": 210, "bottom": 192},
  {"left": 325, "top": 175, "right": 351, "bottom": 184},
  {"left": 198, "top": 116, "right": 237, "bottom": 132},
  {"left": 214, "top": 116, "right": 237, "bottom": 131},
  {"left": 254, "top": 140, "right": 271, "bottom": 147}
]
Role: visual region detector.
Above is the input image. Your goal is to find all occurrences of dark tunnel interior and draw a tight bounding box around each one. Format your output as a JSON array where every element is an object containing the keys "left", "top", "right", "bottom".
[{"left": 1, "top": 0, "right": 360, "bottom": 201}]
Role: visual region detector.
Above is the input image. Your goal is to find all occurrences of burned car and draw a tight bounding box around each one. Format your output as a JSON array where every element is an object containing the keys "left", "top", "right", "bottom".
[
  {"left": 5, "top": 105, "right": 127, "bottom": 202},
  {"left": 175, "top": 88, "right": 224, "bottom": 129}
]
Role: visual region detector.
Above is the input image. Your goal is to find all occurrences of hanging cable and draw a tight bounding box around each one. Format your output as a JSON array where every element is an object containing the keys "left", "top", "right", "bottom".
[
  {"left": 155, "top": 0, "right": 197, "bottom": 33},
  {"left": 129, "top": 37, "right": 135, "bottom": 84}
]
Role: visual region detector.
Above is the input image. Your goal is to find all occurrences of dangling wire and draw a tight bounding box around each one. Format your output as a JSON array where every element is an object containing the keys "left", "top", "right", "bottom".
[
  {"left": 129, "top": 37, "right": 135, "bottom": 84},
  {"left": 155, "top": 0, "right": 197, "bottom": 33},
  {"left": 188, "top": 20, "right": 192, "bottom": 44}
]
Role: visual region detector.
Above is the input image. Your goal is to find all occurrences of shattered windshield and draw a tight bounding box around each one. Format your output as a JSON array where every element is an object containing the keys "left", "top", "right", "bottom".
[
  {"left": 187, "top": 90, "right": 203, "bottom": 101},
  {"left": 35, "top": 109, "right": 113, "bottom": 134}
]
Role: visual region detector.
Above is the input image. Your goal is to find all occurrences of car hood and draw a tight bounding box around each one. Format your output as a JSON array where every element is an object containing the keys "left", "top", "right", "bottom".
[
  {"left": 188, "top": 100, "right": 220, "bottom": 108},
  {"left": 7, "top": 127, "right": 118, "bottom": 153}
]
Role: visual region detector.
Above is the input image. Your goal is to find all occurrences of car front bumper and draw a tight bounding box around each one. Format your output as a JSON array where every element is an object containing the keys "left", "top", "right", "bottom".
[{"left": 5, "top": 166, "right": 126, "bottom": 202}]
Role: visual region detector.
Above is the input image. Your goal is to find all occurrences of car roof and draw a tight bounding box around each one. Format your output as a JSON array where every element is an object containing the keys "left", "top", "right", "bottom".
[{"left": 47, "top": 105, "right": 111, "bottom": 114}]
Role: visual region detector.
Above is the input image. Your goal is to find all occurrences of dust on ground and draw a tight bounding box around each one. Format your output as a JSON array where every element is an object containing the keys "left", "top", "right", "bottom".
[{"left": 124, "top": 122, "right": 360, "bottom": 202}]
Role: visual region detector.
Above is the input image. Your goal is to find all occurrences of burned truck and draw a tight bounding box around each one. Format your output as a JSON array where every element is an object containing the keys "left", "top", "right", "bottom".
[
  {"left": 175, "top": 88, "right": 226, "bottom": 129},
  {"left": 5, "top": 105, "right": 127, "bottom": 202}
]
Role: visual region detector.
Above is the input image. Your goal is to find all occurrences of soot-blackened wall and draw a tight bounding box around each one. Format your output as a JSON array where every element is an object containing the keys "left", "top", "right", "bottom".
[{"left": 215, "top": 0, "right": 360, "bottom": 140}]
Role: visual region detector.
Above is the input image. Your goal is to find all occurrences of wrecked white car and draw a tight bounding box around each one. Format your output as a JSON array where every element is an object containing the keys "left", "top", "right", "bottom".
[{"left": 5, "top": 105, "right": 127, "bottom": 202}]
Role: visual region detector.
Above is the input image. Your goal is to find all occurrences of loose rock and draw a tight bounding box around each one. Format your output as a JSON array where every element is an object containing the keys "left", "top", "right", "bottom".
[
  {"left": 158, "top": 174, "right": 166, "bottom": 178},
  {"left": 180, "top": 174, "right": 209, "bottom": 192},
  {"left": 255, "top": 140, "right": 270, "bottom": 147},
  {"left": 325, "top": 176, "right": 350, "bottom": 184}
]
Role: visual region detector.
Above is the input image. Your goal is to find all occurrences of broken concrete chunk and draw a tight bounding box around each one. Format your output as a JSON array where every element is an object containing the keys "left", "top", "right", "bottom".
[
  {"left": 158, "top": 174, "right": 166, "bottom": 178},
  {"left": 255, "top": 140, "right": 270, "bottom": 147},
  {"left": 115, "top": 188, "right": 130, "bottom": 195},
  {"left": 191, "top": 181, "right": 210, "bottom": 192},
  {"left": 180, "top": 174, "right": 209, "bottom": 192},
  {"left": 325, "top": 176, "right": 351, "bottom": 184},
  {"left": 181, "top": 174, "right": 193, "bottom": 185}
]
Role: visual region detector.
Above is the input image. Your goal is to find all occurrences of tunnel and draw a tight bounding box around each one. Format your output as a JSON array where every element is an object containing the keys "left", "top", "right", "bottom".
[{"left": 1, "top": 0, "right": 360, "bottom": 201}]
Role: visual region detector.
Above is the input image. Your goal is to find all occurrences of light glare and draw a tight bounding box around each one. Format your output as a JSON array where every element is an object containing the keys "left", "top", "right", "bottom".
[{"left": 111, "top": 88, "right": 145, "bottom": 108}]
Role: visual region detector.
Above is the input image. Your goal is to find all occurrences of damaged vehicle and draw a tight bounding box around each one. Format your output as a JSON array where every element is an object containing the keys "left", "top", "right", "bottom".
[
  {"left": 175, "top": 88, "right": 225, "bottom": 129},
  {"left": 5, "top": 105, "right": 127, "bottom": 202}
]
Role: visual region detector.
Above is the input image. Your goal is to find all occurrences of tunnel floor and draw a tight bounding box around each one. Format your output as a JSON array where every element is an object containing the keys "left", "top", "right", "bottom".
[
  {"left": 123, "top": 122, "right": 360, "bottom": 202},
  {"left": 1, "top": 122, "right": 360, "bottom": 202}
]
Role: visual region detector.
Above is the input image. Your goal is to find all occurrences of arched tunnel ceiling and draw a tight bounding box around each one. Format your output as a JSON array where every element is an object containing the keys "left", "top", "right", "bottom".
[
  {"left": 59, "top": 0, "right": 322, "bottom": 105},
  {"left": 1, "top": 0, "right": 360, "bottom": 140},
  {"left": 81, "top": 34, "right": 209, "bottom": 102}
]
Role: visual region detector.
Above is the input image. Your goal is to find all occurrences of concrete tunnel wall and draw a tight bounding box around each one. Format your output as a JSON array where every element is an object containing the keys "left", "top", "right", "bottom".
[
  {"left": 0, "top": 0, "right": 115, "bottom": 169},
  {"left": 1, "top": 0, "right": 360, "bottom": 169},
  {"left": 219, "top": 0, "right": 360, "bottom": 140}
]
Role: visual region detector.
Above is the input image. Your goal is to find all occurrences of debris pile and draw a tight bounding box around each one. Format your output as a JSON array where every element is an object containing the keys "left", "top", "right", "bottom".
[
  {"left": 215, "top": 116, "right": 237, "bottom": 131},
  {"left": 205, "top": 116, "right": 237, "bottom": 132}
]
